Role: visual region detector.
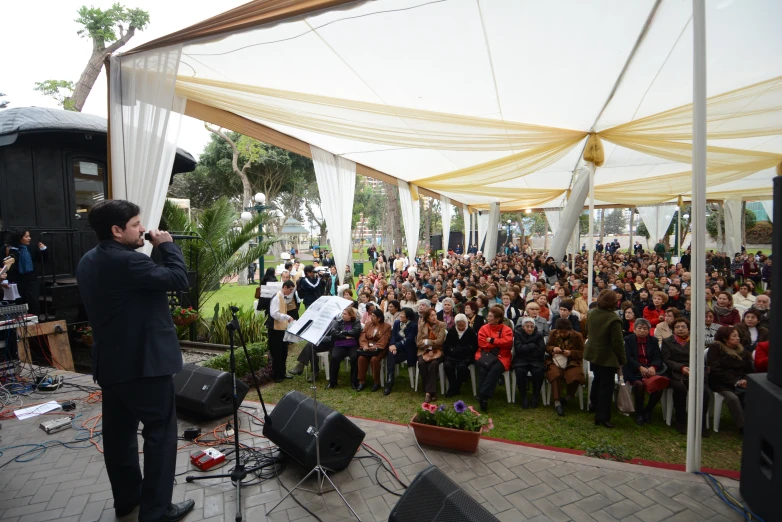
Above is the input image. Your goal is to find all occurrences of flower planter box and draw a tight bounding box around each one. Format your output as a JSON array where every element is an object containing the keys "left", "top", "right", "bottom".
[
  {"left": 81, "top": 334, "right": 93, "bottom": 346},
  {"left": 409, "top": 415, "right": 481, "bottom": 453},
  {"left": 173, "top": 315, "right": 198, "bottom": 327}
]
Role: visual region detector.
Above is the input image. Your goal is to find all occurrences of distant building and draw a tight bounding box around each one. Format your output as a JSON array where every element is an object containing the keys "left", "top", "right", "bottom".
[
  {"left": 746, "top": 201, "right": 769, "bottom": 222},
  {"left": 280, "top": 217, "right": 310, "bottom": 252}
]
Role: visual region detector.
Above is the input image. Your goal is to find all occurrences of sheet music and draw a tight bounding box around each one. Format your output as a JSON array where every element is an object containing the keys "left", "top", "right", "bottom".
[
  {"left": 286, "top": 296, "right": 353, "bottom": 345},
  {"left": 3, "top": 283, "right": 20, "bottom": 301},
  {"left": 260, "top": 282, "right": 283, "bottom": 298}
]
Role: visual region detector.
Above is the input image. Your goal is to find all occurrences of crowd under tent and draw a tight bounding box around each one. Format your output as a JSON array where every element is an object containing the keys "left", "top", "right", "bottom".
[{"left": 108, "top": 0, "right": 782, "bottom": 471}]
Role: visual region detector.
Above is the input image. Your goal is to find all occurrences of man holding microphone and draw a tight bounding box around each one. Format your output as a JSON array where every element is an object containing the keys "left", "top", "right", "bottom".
[{"left": 77, "top": 200, "right": 194, "bottom": 522}]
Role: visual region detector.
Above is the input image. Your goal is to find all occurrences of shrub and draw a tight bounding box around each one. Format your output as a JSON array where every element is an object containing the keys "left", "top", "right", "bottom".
[
  {"left": 209, "top": 304, "right": 267, "bottom": 345},
  {"left": 203, "top": 341, "right": 268, "bottom": 379},
  {"left": 746, "top": 221, "right": 773, "bottom": 244}
]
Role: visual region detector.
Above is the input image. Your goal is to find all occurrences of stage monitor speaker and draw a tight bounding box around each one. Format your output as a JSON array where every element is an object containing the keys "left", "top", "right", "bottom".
[
  {"left": 388, "top": 465, "right": 500, "bottom": 522},
  {"left": 263, "top": 390, "right": 365, "bottom": 472},
  {"left": 174, "top": 363, "right": 249, "bottom": 419}
]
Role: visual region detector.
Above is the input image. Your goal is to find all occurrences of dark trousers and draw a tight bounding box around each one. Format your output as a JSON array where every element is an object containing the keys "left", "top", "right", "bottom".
[
  {"left": 102, "top": 376, "right": 177, "bottom": 522},
  {"left": 630, "top": 381, "right": 663, "bottom": 416},
  {"left": 297, "top": 342, "right": 331, "bottom": 374},
  {"left": 417, "top": 356, "right": 442, "bottom": 394},
  {"left": 514, "top": 365, "right": 545, "bottom": 399},
  {"left": 591, "top": 364, "right": 617, "bottom": 424},
  {"left": 443, "top": 359, "right": 472, "bottom": 395},
  {"left": 477, "top": 360, "right": 506, "bottom": 400},
  {"left": 330, "top": 345, "right": 358, "bottom": 386},
  {"left": 15, "top": 277, "right": 40, "bottom": 315},
  {"left": 670, "top": 377, "right": 710, "bottom": 425},
  {"left": 268, "top": 329, "right": 288, "bottom": 380}
]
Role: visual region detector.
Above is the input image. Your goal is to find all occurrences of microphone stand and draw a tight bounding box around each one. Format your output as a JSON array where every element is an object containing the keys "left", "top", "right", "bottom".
[{"left": 186, "top": 307, "right": 273, "bottom": 522}]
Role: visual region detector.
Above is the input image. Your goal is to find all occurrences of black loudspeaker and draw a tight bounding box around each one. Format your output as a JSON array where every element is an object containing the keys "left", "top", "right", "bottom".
[
  {"left": 388, "top": 466, "right": 500, "bottom": 522},
  {"left": 430, "top": 235, "right": 443, "bottom": 251},
  {"left": 263, "top": 390, "right": 365, "bottom": 472},
  {"left": 740, "top": 176, "right": 782, "bottom": 522},
  {"left": 173, "top": 363, "right": 249, "bottom": 418}
]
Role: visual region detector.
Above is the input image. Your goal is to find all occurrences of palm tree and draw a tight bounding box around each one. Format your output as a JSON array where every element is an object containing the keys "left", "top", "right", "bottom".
[{"left": 160, "top": 197, "right": 276, "bottom": 312}]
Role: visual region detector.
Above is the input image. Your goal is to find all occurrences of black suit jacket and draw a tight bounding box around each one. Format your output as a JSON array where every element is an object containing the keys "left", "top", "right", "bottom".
[
  {"left": 77, "top": 240, "right": 189, "bottom": 386},
  {"left": 623, "top": 334, "right": 662, "bottom": 383}
]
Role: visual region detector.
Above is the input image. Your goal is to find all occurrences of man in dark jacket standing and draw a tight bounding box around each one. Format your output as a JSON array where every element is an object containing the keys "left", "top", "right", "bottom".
[
  {"left": 297, "top": 265, "right": 324, "bottom": 308},
  {"left": 76, "top": 200, "right": 194, "bottom": 522}
]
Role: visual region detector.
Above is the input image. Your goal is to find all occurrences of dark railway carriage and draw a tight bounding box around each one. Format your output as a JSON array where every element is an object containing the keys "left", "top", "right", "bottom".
[{"left": 0, "top": 107, "right": 196, "bottom": 322}]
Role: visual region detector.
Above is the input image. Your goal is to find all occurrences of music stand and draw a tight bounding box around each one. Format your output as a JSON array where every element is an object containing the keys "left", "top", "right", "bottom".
[
  {"left": 266, "top": 296, "right": 360, "bottom": 521},
  {"left": 186, "top": 306, "right": 273, "bottom": 522}
]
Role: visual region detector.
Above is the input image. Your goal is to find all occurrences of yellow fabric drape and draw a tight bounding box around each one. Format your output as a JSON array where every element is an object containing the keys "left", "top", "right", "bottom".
[{"left": 176, "top": 76, "right": 586, "bottom": 151}]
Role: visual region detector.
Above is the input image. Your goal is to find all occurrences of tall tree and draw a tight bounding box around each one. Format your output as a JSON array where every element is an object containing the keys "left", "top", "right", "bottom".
[
  {"left": 603, "top": 209, "right": 628, "bottom": 236},
  {"left": 35, "top": 4, "right": 149, "bottom": 111}
]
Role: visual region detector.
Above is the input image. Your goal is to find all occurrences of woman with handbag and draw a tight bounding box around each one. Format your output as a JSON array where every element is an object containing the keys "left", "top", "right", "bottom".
[
  {"left": 584, "top": 290, "right": 625, "bottom": 427},
  {"left": 622, "top": 318, "right": 668, "bottom": 425},
  {"left": 661, "top": 318, "right": 710, "bottom": 436},
  {"left": 707, "top": 326, "right": 754, "bottom": 434},
  {"left": 384, "top": 308, "right": 418, "bottom": 395},
  {"left": 475, "top": 306, "right": 513, "bottom": 412},
  {"left": 416, "top": 308, "right": 447, "bottom": 403},
  {"left": 356, "top": 309, "right": 392, "bottom": 392},
  {"left": 548, "top": 318, "right": 587, "bottom": 417}
]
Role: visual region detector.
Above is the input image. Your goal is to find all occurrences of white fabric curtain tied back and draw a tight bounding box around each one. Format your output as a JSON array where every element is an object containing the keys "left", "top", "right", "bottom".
[
  {"left": 477, "top": 212, "right": 490, "bottom": 252},
  {"left": 761, "top": 200, "right": 773, "bottom": 223},
  {"left": 462, "top": 206, "right": 471, "bottom": 250},
  {"left": 109, "top": 46, "right": 186, "bottom": 255},
  {"left": 723, "top": 198, "right": 742, "bottom": 256},
  {"left": 548, "top": 164, "right": 592, "bottom": 262},
  {"left": 637, "top": 204, "right": 678, "bottom": 249},
  {"left": 398, "top": 180, "right": 421, "bottom": 260},
  {"left": 441, "top": 195, "right": 451, "bottom": 253},
  {"left": 484, "top": 202, "right": 500, "bottom": 261},
  {"left": 310, "top": 146, "right": 356, "bottom": 281}
]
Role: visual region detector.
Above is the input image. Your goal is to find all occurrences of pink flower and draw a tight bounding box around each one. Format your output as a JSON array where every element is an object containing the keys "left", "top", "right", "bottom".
[
  {"left": 468, "top": 406, "right": 481, "bottom": 416},
  {"left": 424, "top": 403, "right": 438, "bottom": 413},
  {"left": 481, "top": 418, "right": 495, "bottom": 433}
]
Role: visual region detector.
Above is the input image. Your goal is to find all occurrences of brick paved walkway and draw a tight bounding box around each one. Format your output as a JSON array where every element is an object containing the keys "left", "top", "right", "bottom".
[{"left": 0, "top": 371, "right": 744, "bottom": 522}]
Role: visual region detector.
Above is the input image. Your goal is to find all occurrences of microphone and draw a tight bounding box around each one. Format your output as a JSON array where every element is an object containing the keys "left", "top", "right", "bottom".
[{"left": 144, "top": 232, "right": 201, "bottom": 241}]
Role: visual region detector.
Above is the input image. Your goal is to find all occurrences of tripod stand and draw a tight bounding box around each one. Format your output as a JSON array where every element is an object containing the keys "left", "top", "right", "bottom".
[
  {"left": 186, "top": 306, "right": 272, "bottom": 522},
  {"left": 265, "top": 336, "right": 361, "bottom": 521}
]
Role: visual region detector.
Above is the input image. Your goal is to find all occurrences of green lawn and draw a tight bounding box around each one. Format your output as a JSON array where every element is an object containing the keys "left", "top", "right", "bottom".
[{"left": 250, "top": 344, "right": 743, "bottom": 471}]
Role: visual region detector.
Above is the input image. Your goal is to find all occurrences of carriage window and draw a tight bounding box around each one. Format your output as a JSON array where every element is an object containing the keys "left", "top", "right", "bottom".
[{"left": 73, "top": 161, "right": 105, "bottom": 214}]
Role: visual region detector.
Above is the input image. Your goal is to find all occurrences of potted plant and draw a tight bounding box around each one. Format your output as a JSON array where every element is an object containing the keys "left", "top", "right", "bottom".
[
  {"left": 172, "top": 306, "right": 199, "bottom": 327},
  {"left": 409, "top": 400, "right": 493, "bottom": 453},
  {"left": 77, "top": 325, "right": 93, "bottom": 346}
]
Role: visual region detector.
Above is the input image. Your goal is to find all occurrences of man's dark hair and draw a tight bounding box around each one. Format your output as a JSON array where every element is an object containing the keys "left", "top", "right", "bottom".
[
  {"left": 282, "top": 280, "right": 295, "bottom": 289},
  {"left": 304, "top": 265, "right": 315, "bottom": 275},
  {"left": 88, "top": 200, "right": 141, "bottom": 241},
  {"left": 284, "top": 262, "right": 293, "bottom": 270}
]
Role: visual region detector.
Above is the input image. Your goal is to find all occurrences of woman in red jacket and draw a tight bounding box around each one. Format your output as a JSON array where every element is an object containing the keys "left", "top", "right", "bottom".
[
  {"left": 642, "top": 291, "right": 668, "bottom": 336},
  {"left": 475, "top": 305, "right": 513, "bottom": 412}
]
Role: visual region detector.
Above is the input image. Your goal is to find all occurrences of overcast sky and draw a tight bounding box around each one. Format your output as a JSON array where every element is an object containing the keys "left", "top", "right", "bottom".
[{"left": 2, "top": 0, "right": 246, "bottom": 158}]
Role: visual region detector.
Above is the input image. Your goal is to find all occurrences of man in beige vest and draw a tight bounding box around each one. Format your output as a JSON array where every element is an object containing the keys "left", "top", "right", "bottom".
[{"left": 268, "top": 280, "right": 298, "bottom": 382}]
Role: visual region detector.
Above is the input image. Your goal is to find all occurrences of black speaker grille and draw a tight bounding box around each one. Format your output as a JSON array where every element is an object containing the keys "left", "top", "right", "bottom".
[{"left": 389, "top": 466, "right": 499, "bottom": 522}]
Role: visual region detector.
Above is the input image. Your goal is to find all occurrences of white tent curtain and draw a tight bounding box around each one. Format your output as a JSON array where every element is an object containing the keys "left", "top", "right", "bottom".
[
  {"left": 462, "top": 206, "right": 471, "bottom": 250},
  {"left": 109, "top": 46, "right": 186, "bottom": 254},
  {"left": 484, "top": 202, "right": 501, "bottom": 261},
  {"left": 440, "top": 195, "right": 451, "bottom": 253},
  {"left": 544, "top": 210, "right": 561, "bottom": 245},
  {"left": 310, "top": 146, "right": 356, "bottom": 281},
  {"left": 637, "top": 204, "right": 678, "bottom": 248},
  {"left": 397, "top": 180, "right": 421, "bottom": 261},
  {"left": 473, "top": 211, "right": 479, "bottom": 248},
  {"left": 761, "top": 200, "right": 773, "bottom": 223},
  {"left": 477, "top": 212, "right": 490, "bottom": 252},
  {"left": 723, "top": 198, "right": 743, "bottom": 256},
  {"left": 548, "top": 164, "right": 593, "bottom": 262}
]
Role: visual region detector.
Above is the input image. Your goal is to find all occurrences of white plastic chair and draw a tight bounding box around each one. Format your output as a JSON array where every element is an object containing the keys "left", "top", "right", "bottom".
[
  {"left": 510, "top": 371, "right": 550, "bottom": 405},
  {"left": 468, "top": 365, "right": 512, "bottom": 403},
  {"left": 414, "top": 363, "right": 446, "bottom": 395}
]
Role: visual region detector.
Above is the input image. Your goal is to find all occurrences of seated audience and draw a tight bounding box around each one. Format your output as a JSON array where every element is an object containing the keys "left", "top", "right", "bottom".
[
  {"left": 356, "top": 309, "right": 392, "bottom": 392},
  {"left": 416, "top": 308, "right": 446, "bottom": 403},
  {"left": 708, "top": 325, "right": 754, "bottom": 434},
  {"left": 327, "top": 307, "right": 363, "bottom": 390},
  {"left": 475, "top": 306, "right": 513, "bottom": 412},
  {"left": 546, "top": 318, "right": 586, "bottom": 417},
  {"left": 623, "top": 319, "right": 665, "bottom": 425},
  {"left": 512, "top": 317, "right": 546, "bottom": 409},
  {"left": 442, "top": 314, "right": 478, "bottom": 397}
]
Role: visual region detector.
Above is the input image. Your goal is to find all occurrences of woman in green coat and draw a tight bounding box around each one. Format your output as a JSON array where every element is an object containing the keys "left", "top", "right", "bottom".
[{"left": 585, "top": 290, "right": 627, "bottom": 428}]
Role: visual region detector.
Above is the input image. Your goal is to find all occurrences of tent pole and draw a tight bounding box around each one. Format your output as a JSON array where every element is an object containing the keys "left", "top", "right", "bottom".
[
  {"left": 687, "top": 0, "right": 707, "bottom": 473},
  {"left": 587, "top": 166, "right": 595, "bottom": 305}
]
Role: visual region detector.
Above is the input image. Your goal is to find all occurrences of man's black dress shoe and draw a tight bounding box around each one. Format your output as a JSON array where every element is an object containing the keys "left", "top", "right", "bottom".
[
  {"left": 595, "top": 421, "right": 615, "bottom": 428},
  {"left": 161, "top": 500, "right": 196, "bottom": 522},
  {"left": 356, "top": 383, "right": 365, "bottom": 391},
  {"left": 326, "top": 382, "right": 337, "bottom": 389},
  {"left": 555, "top": 404, "right": 565, "bottom": 417},
  {"left": 371, "top": 384, "right": 381, "bottom": 392},
  {"left": 115, "top": 499, "right": 140, "bottom": 518}
]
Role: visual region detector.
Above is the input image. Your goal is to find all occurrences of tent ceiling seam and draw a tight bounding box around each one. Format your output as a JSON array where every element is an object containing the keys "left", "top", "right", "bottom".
[{"left": 590, "top": 0, "right": 663, "bottom": 133}]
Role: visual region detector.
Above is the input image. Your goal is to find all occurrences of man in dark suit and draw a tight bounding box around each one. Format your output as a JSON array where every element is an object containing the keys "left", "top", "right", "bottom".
[{"left": 76, "top": 200, "right": 194, "bottom": 522}]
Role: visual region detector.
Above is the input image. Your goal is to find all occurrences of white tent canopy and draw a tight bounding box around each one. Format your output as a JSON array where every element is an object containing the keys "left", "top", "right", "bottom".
[{"left": 112, "top": 0, "right": 782, "bottom": 222}]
